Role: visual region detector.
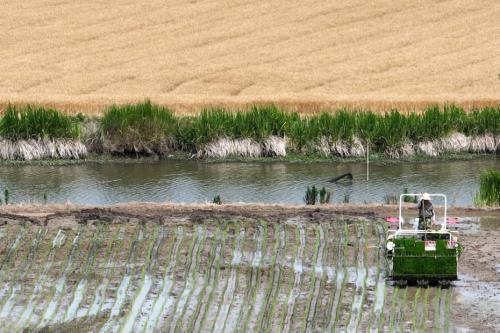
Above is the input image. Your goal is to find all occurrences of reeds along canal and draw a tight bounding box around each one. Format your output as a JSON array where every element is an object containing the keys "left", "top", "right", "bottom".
[{"left": 0, "top": 103, "right": 499, "bottom": 160}]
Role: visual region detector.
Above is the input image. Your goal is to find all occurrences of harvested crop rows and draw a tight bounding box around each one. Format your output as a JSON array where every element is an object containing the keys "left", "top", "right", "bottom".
[{"left": 0, "top": 208, "right": 459, "bottom": 332}]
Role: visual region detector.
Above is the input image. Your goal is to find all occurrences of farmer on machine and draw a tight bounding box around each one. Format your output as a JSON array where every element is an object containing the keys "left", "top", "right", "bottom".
[{"left": 417, "top": 192, "right": 434, "bottom": 230}]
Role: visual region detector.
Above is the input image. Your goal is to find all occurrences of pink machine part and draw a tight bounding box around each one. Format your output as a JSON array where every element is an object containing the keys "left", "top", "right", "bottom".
[
  {"left": 385, "top": 216, "right": 401, "bottom": 223},
  {"left": 446, "top": 217, "right": 459, "bottom": 224}
]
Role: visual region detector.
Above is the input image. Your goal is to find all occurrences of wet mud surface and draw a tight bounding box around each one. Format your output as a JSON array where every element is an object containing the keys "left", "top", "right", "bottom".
[{"left": 0, "top": 204, "right": 498, "bottom": 332}]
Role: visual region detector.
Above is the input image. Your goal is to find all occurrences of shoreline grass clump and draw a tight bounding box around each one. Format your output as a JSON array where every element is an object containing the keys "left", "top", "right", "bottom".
[
  {"left": 100, "top": 100, "right": 176, "bottom": 155},
  {"left": 0, "top": 105, "right": 87, "bottom": 160},
  {"left": 0, "top": 105, "right": 80, "bottom": 140},
  {"left": 474, "top": 169, "right": 500, "bottom": 206}
]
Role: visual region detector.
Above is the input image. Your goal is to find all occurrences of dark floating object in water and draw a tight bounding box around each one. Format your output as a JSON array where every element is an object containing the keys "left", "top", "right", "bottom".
[{"left": 328, "top": 173, "right": 353, "bottom": 183}]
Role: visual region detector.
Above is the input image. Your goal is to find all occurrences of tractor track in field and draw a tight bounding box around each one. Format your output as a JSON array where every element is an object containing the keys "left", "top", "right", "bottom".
[{"left": 0, "top": 204, "right": 497, "bottom": 332}]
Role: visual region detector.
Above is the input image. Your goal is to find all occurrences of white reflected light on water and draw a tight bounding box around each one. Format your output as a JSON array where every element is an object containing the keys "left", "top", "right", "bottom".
[{"left": 0, "top": 159, "right": 498, "bottom": 206}]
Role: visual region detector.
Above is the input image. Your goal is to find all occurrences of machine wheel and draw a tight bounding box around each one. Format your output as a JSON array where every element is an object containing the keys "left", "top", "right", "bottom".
[
  {"left": 438, "top": 280, "right": 451, "bottom": 288},
  {"left": 395, "top": 279, "right": 408, "bottom": 287},
  {"left": 417, "top": 279, "right": 429, "bottom": 287}
]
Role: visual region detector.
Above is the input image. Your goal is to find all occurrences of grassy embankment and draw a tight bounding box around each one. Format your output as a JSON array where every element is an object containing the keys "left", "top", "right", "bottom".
[{"left": 0, "top": 101, "right": 499, "bottom": 160}]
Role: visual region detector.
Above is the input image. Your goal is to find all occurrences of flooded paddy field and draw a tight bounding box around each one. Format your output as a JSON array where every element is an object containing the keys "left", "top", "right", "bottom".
[{"left": 0, "top": 204, "right": 498, "bottom": 332}]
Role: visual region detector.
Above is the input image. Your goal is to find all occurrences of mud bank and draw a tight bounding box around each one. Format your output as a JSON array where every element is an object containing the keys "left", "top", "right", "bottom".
[{"left": 0, "top": 203, "right": 498, "bottom": 332}]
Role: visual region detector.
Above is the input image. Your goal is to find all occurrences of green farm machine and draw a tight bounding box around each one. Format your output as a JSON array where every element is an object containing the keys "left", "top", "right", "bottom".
[{"left": 385, "top": 194, "right": 463, "bottom": 287}]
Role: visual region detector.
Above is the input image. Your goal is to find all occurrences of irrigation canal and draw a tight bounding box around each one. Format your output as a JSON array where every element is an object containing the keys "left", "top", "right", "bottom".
[{"left": 1, "top": 158, "right": 498, "bottom": 206}]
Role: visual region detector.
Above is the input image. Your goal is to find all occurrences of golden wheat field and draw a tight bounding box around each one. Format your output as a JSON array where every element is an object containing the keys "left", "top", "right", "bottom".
[{"left": 1, "top": 0, "right": 499, "bottom": 114}]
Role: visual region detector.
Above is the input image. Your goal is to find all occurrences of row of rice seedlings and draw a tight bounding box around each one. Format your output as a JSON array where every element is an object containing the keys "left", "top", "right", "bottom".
[
  {"left": 368, "top": 222, "right": 387, "bottom": 332},
  {"left": 109, "top": 223, "right": 154, "bottom": 333},
  {"left": 144, "top": 226, "right": 185, "bottom": 333},
  {"left": 302, "top": 224, "right": 325, "bottom": 333},
  {"left": 119, "top": 224, "right": 160, "bottom": 332},
  {"left": 120, "top": 224, "right": 161, "bottom": 333},
  {"left": 0, "top": 225, "right": 25, "bottom": 290},
  {"left": 14, "top": 228, "right": 67, "bottom": 330},
  {"left": 444, "top": 287, "right": 452, "bottom": 332},
  {"left": 396, "top": 286, "right": 409, "bottom": 332},
  {"left": 235, "top": 222, "right": 266, "bottom": 333},
  {"left": 0, "top": 105, "right": 80, "bottom": 140},
  {"left": 213, "top": 224, "right": 245, "bottom": 332},
  {"left": 347, "top": 223, "right": 369, "bottom": 332},
  {"left": 177, "top": 224, "right": 215, "bottom": 332},
  {"left": 63, "top": 223, "right": 107, "bottom": 322},
  {"left": 321, "top": 222, "right": 338, "bottom": 329},
  {"left": 420, "top": 287, "right": 431, "bottom": 332},
  {"left": 434, "top": 287, "right": 444, "bottom": 332},
  {"left": 86, "top": 225, "right": 125, "bottom": 319},
  {"left": 98, "top": 223, "right": 145, "bottom": 333},
  {"left": 387, "top": 285, "right": 400, "bottom": 331},
  {"left": 182, "top": 225, "right": 218, "bottom": 333},
  {"left": 207, "top": 224, "right": 236, "bottom": 332},
  {"left": 310, "top": 222, "right": 332, "bottom": 332},
  {"left": 198, "top": 225, "right": 228, "bottom": 332},
  {"left": 475, "top": 169, "right": 500, "bottom": 207},
  {"left": 168, "top": 225, "right": 206, "bottom": 333},
  {"left": 326, "top": 222, "right": 348, "bottom": 332},
  {"left": 275, "top": 224, "right": 298, "bottom": 333},
  {"left": 238, "top": 221, "right": 268, "bottom": 333},
  {"left": 0, "top": 227, "right": 45, "bottom": 318},
  {"left": 359, "top": 222, "right": 374, "bottom": 331},
  {"left": 133, "top": 225, "right": 169, "bottom": 332},
  {"left": 282, "top": 222, "right": 307, "bottom": 333},
  {"left": 36, "top": 226, "right": 86, "bottom": 328},
  {"left": 257, "top": 224, "right": 286, "bottom": 333},
  {"left": 411, "top": 288, "right": 422, "bottom": 332}
]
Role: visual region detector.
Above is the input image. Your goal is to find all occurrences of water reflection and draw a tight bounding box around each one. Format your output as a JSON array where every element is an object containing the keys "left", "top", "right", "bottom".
[{"left": 0, "top": 158, "right": 498, "bottom": 206}]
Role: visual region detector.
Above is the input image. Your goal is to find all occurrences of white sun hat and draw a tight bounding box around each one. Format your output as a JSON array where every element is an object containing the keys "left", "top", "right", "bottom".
[{"left": 422, "top": 193, "right": 431, "bottom": 201}]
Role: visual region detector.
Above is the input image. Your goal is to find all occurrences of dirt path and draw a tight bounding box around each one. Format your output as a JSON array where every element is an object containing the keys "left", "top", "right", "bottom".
[{"left": 0, "top": 203, "right": 497, "bottom": 332}]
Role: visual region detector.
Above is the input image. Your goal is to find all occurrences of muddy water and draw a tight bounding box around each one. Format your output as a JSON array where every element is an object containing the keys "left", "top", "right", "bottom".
[{"left": 0, "top": 158, "right": 498, "bottom": 205}]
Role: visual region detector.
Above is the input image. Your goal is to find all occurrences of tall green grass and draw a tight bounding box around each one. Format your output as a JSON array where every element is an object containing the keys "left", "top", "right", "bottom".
[
  {"left": 100, "top": 100, "right": 176, "bottom": 154},
  {"left": 475, "top": 170, "right": 500, "bottom": 206},
  {"left": 0, "top": 105, "right": 80, "bottom": 140},
  {"left": 1, "top": 102, "right": 498, "bottom": 156},
  {"left": 175, "top": 104, "right": 500, "bottom": 151}
]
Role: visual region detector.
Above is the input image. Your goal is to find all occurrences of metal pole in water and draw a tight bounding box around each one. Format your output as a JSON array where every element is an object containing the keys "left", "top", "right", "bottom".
[{"left": 366, "top": 141, "right": 369, "bottom": 181}]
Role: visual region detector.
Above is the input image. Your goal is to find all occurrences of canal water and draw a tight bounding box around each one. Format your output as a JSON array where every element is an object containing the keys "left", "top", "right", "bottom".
[{"left": 0, "top": 158, "right": 498, "bottom": 206}]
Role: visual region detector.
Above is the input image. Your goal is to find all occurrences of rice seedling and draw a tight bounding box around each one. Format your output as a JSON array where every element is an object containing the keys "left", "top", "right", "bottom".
[
  {"left": 475, "top": 169, "right": 500, "bottom": 206},
  {"left": 212, "top": 195, "right": 222, "bottom": 205},
  {"left": 319, "top": 187, "right": 331, "bottom": 204},
  {"left": 304, "top": 186, "right": 317, "bottom": 205},
  {"left": 3, "top": 188, "right": 9, "bottom": 205},
  {"left": 100, "top": 100, "right": 176, "bottom": 156},
  {"left": 0, "top": 105, "right": 80, "bottom": 140}
]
